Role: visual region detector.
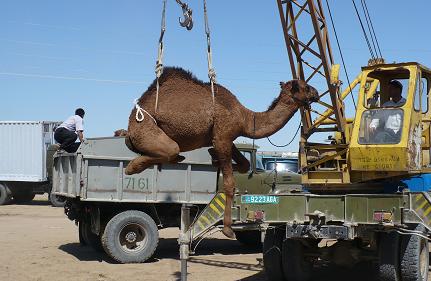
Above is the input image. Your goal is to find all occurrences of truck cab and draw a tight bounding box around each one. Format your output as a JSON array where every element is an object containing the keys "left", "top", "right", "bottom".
[{"left": 219, "top": 143, "right": 302, "bottom": 194}]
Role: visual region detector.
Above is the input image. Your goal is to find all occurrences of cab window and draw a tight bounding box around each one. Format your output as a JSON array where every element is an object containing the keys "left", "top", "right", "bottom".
[
  {"left": 421, "top": 76, "right": 429, "bottom": 113},
  {"left": 364, "top": 68, "right": 410, "bottom": 109},
  {"left": 255, "top": 155, "right": 265, "bottom": 171},
  {"left": 232, "top": 151, "right": 252, "bottom": 172},
  {"left": 358, "top": 108, "right": 404, "bottom": 144}
]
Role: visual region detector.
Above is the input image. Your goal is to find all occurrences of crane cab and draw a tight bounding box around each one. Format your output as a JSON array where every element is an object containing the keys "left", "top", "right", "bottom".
[{"left": 349, "top": 62, "right": 431, "bottom": 182}]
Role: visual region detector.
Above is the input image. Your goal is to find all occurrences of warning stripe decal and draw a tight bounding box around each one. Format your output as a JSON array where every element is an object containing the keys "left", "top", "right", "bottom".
[
  {"left": 191, "top": 192, "right": 226, "bottom": 240},
  {"left": 412, "top": 193, "right": 431, "bottom": 226}
]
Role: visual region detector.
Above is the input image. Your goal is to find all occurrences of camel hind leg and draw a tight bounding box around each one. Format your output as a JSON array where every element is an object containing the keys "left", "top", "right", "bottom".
[{"left": 125, "top": 122, "right": 181, "bottom": 175}]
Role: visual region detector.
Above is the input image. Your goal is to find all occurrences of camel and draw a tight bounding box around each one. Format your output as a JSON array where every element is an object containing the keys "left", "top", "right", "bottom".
[{"left": 125, "top": 67, "right": 319, "bottom": 238}]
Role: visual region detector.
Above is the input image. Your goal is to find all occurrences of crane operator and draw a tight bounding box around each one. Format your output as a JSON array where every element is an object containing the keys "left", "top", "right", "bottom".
[{"left": 369, "top": 80, "right": 405, "bottom": 142}]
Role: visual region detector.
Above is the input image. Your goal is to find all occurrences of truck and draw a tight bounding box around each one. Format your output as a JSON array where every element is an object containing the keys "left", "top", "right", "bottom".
[
  {"left": 51, "top": 137, "right": 301, "bottom": 263},
  {"left": 0, "top": 121, "right": 64, "bottom": 206},
  {"left": 258, "top": 150, "right": 299, "bottom": 173}
]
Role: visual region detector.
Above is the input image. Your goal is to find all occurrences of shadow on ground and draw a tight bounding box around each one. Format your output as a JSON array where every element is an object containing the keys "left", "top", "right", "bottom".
[
  {"left": 58, "top": 243, "right": 114, "bottom": 263},
  {"left": 58, "top": 236, "right": 260, "bottom": 264},
  {"left": 14, "top": 200, "right": 52, "bottom": 206},
  {"left": 156, "top": 237, "right": 261, "bottom": 260},
  {"left": 59, "top": 237, "right": 430, "bottom": 281},
  {"left": 186, "top": 258, "right": 380, "bottom": 281}
]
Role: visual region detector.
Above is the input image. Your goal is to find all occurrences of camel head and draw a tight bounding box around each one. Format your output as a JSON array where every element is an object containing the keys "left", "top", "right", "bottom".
[{"left": 279, "top": 80, "right": 319, "bottom": 107}]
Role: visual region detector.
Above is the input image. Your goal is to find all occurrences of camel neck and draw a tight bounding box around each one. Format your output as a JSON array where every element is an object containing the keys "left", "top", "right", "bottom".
[{"left": 242, "top": 101, "right": 299, "bottom": 139}]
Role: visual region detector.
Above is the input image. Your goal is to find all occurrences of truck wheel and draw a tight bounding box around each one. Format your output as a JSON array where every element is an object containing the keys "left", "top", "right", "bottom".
[
  {"left": 13, "top": 192, "right": 36, "bottom": 203},
  {"left": 49, "top": 192, "right": 66, "bottom": 207},
  {"left": 400, "top": 225, "right": 429, "bottom": 281},
  {"left": 282, "top": 239, "right": 312, "bottom": 281},
  {"left": 0, "top": 183, "right": 12, "bottom": 205},
  {"left": 263, "top": 227, "right": 285, "bottom": 281},
  {"left": 235, "top": 230, "right": 261, "bottom": 247},
  {"left": 79, "top": 221, "right": 87, "bottom": 246},
  {"left": 101, "top": 210, "right": 159, "bottom": 263},
  {"left": 79, "top": 220, "right": 103, "bottom": 252},
  {"left": 378, "top": 232, "right": 401, "bottom": 281}
]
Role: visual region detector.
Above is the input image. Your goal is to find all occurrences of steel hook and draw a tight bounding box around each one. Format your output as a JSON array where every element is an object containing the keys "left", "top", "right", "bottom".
[{"left": 178, "top": 4, "right": 193, "bottom": 30}]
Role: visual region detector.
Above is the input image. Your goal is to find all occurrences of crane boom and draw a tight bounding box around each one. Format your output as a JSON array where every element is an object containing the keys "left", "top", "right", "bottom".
[{"left": 276, "top": 0, "right": 346, "bottom": 138}]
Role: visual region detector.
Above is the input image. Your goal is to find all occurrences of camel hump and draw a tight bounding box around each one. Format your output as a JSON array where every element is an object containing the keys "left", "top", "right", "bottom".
[{"left": 144, "top": 67, "right": 207, "bottom": 94}]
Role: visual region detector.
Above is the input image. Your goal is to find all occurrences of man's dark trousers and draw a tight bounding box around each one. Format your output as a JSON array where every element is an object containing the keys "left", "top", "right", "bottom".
[{"left": 54, "top": 127, "right": 80, "bottom": 152}]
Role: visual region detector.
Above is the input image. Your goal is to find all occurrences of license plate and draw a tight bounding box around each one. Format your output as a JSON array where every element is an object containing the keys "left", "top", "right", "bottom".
[{"left": 241, "top": 195, "right": 279, "bottom": 204}]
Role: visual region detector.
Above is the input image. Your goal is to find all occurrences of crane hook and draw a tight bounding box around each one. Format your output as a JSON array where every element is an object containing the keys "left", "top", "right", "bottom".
[{"left": 176, "top": 0, "right": 193, "bottom": 30}]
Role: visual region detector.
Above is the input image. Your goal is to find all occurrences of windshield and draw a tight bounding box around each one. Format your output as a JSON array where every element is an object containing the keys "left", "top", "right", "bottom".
[
  {"left": 256, "top": 155, "right": 265, "bottom": 170},
  {"left": 266, "top": 160, "right": 298, "bottom": 173},
  {"left": 358, "top": 108, "right": 404, "bottom": 144}
]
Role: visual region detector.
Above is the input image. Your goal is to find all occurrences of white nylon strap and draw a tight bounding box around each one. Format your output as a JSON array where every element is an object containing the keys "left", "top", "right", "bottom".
[{"left": 134, "top": 99, "right": 157, "bottom": 125}]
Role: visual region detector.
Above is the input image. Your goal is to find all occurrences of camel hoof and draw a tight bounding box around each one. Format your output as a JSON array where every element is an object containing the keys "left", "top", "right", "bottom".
[
  {"left": 222, "top": 226, "right": 236, "bottom": 239},
  {"left": 125, "top": 164, "right": 139, "bottom": 175}
]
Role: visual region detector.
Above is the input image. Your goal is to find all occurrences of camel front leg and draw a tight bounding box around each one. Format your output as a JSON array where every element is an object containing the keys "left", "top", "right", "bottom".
[{"left": 220, "top": 161, "right": 236, "bottom": 239}]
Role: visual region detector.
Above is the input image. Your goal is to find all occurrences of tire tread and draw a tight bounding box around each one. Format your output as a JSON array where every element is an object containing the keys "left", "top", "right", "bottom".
[{"left": 101, "top": 210, "right": 159, "bottom": 263}]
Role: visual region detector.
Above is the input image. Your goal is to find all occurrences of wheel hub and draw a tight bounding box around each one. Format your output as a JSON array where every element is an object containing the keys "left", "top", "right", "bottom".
[{"left": 125, "top": 231, "right": 137, "bottom": 243}]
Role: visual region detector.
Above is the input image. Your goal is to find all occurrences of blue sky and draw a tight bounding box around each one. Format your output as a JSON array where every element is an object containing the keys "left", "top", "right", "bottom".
[{"left": 1, "top": 0, "right": 430, "bottom": 152}]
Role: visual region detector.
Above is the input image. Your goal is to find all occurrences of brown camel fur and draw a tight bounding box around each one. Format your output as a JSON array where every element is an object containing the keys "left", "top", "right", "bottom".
[
  {"left": 125, "top": 67, "right": 319, "bottom": 238},
  {"left": 114, "top": 129, "right": 128, "bottom": 137}
]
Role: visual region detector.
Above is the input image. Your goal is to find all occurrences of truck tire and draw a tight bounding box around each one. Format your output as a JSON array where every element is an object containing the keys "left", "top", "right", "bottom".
[
  {"left": 400, "top": 225, "right": 429, "bottom": 281},
  {"left": 13, "top": 192, "right": 35, "bottom": 203},
  {"left": 0, "top": 183, "right": 12, "bottom": 205},
  {"left": 101, "top": 210, "right": 159, "bottom": 263},
  {"left": 49, "top": 192, "right": 66, "bottom": 207},
  {"left": 282, "top": 239, "right": 312, "bottom": 281},
  {"left": 263, "top": 227, "right": 285, "bottom": 281},
  {"left": 378, "top": 232, "right": 401, "bottom": 281},
  {"left": 235, "top": 230, "right": 261, "bottom": 247},
  {"left": 79, "top": 221, "right": 87, "bottom": 246},
  {"left": 79, "top": 221, "right": 103, "bottom": 252}
]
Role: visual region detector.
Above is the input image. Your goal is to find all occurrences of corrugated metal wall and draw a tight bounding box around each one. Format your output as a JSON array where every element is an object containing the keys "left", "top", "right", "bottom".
[{"left": 0, "top": 121, "right": 58, "bottom": 182}]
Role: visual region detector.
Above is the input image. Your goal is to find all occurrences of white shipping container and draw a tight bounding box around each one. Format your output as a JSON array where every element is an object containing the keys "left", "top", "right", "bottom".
[{"left": 0, "top": 121, "right": 60, "bottom": 182}]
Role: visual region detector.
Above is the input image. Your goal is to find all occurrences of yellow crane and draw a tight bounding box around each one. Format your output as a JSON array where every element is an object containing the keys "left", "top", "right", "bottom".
[{"left": 277, "top": 0, "right": 431, "bottom": 191}]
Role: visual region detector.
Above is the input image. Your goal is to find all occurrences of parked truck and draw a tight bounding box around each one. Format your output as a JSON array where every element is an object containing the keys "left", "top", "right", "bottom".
[
  {"left": 51, "top": 137, "right": 301, "bottom": 263},
  {"left": 0, "top": 121, "right": 64, "bottom": 206}
]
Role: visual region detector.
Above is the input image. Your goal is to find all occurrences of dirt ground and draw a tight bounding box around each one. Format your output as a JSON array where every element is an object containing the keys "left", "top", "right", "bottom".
[{"left": 0, "top": 195, "right": 428, "bottom": 281}]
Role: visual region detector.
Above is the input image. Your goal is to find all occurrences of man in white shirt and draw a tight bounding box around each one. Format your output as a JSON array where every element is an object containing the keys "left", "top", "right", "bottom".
[
  {"left": 54, "top": 108, "right": 85, "bottom": 152},
  {"left": 369, "top": 80, "right": 405, "bottom": 142}
]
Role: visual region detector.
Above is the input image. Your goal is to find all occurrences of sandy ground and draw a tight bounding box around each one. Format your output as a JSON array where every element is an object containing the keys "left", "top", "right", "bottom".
[{"left": 0, "top": 195, "right": 428, "bottom": 281}]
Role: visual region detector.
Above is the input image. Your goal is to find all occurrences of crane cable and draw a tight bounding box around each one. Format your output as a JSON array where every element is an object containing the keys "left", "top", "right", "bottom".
[
  {"left": 203, "top": 0, "right": 217, "bottom": 103},
  {"left": 352, "top": 0, "right": 376, "bottom": 60},
  {"left": 360, "top": 0, "right": 379, "bottom": 59},
  {"left": 325, "top": 0, "right": 357, "bottom": 109},
  {"left": 361, "top": 0, "right": 383, "bottom": 58}
]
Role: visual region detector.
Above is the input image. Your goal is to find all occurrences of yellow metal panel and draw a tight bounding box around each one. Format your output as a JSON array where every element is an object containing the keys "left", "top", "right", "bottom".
[{"left": 350, "top": 147, "right": 409, "bottom": 171}]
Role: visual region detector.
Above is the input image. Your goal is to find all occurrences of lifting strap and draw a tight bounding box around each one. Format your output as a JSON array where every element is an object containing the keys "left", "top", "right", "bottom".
[
  {"left": 154, "top": 0, "right": 167, "bottom": 114},
  {"left": 203, "top": 0, "right": 216, "bottom": 103},
  {"left": 154, "top": 0, "right": 194, "bottom": 114}
]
